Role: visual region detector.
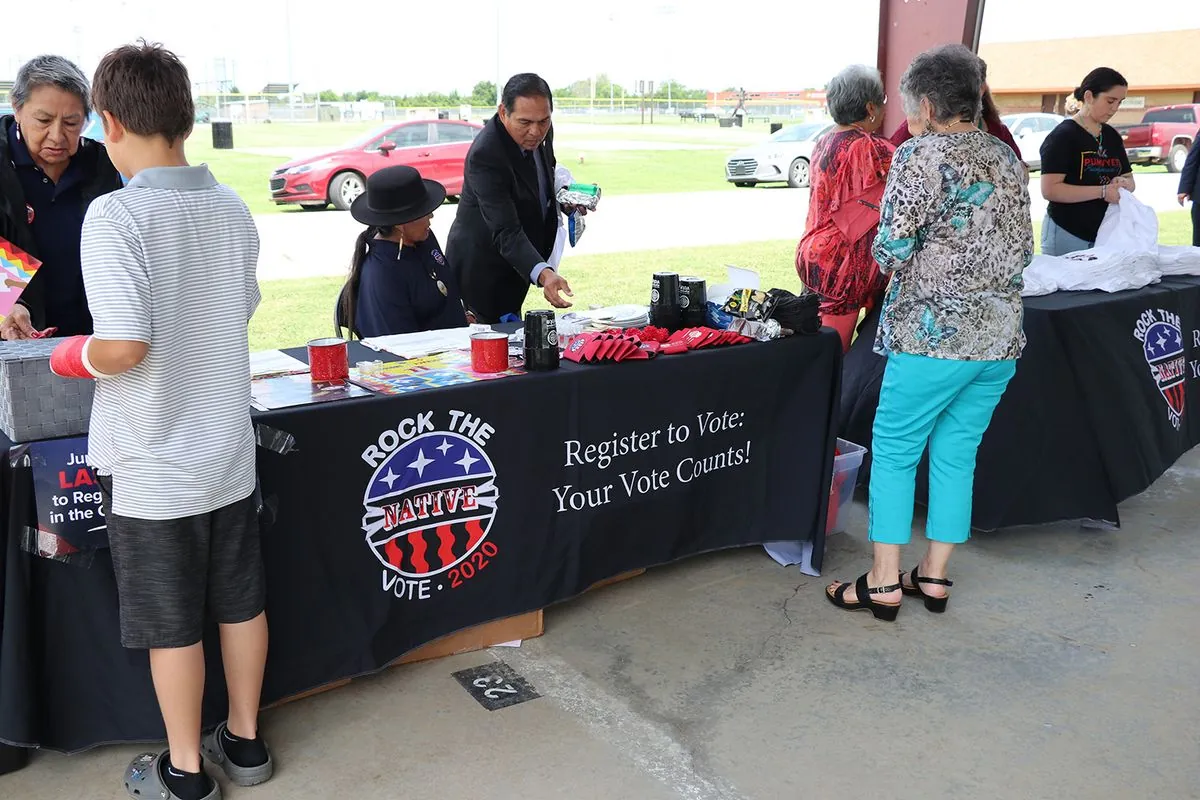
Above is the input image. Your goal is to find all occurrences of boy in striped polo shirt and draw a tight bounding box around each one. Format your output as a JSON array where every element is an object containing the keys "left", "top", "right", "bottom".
[{"left": 51, "top": 41, "right": 272, "bottom": 800}]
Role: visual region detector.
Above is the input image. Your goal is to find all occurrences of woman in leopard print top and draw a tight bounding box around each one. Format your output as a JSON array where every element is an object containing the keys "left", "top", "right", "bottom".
[{"left": 827, "top": 44, "right": 1034, "bottom": 622}]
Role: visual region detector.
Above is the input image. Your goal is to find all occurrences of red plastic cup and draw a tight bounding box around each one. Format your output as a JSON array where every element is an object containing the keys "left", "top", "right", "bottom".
[
  {"left": 307, "top": 337, "right": 349, "bottom": 382},
  {"left": 470, "top": 332, "right": 509, "bottom": 373}
]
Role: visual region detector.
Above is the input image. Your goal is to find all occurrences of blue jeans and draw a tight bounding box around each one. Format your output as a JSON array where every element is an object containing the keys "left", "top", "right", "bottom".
[
  {"left": 868, "top": 353, "right": 1016, "bottom": 545},
  {"left": 1040, "top": 215, "right": 1093, "bottom": 256}
]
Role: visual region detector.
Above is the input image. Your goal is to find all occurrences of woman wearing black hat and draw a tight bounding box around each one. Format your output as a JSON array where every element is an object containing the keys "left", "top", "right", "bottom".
[{"left": 339, "top": 165, "right": 468, "bottom": 338}]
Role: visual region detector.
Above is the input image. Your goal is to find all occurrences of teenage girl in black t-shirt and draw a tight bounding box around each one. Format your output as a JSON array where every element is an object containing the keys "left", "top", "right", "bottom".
[{"left": 1039, "top": 68, "right": 1135, "bottom": 255}]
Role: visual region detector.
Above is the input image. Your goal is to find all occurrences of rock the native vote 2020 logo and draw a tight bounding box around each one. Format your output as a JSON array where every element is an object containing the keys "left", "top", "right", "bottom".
[
  {"left": 1134, "top": 309, "right": 1187, "bottom": 431},
  {"left": 361, "top": 410, "right": 499, "bottom": 601}
]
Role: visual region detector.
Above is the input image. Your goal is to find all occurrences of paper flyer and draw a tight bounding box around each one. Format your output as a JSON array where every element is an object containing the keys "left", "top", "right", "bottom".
[
  {"left": 350, "top": 350, "right": 526, "bottom": 396},
  {"left": 250, "top": 349, "right": 310, "bottom": 379},
  {"left": 0, "top": 236, "right": 42, "bottom": 321},
  {"left": 250, "top": 374, "right": 372, "bottom": 410}
]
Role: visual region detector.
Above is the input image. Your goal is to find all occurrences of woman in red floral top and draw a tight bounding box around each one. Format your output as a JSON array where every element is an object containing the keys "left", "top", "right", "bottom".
[{"left": 796, "top": 65, "right": 895, "bottom": 352}]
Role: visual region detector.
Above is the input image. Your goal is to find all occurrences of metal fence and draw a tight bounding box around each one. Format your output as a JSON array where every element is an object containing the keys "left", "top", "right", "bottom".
[{"left": 197, "top": 94, "right": 828, "bottom": 125}]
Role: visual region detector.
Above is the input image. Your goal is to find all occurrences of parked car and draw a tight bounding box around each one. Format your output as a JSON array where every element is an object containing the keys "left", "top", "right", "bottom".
[
  {"left": 999, "top": 112, "right": 1064, "bottom": 171},
  {"left": 1114, "top": 105, "right": 1200, "bottom": 173},
  {"left": 269, "top": 119, "right": 483, "bottom": 211},
  {"left": 724, "top": 121, "right": 833, "bottom": 188}
]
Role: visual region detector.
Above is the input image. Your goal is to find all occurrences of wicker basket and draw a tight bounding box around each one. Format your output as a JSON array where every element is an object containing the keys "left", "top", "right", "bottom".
[{"left": 0, "top": 341, "right": 94, "bottom": 443}]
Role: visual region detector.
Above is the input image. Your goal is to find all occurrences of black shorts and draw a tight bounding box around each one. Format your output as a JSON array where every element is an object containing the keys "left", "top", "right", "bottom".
[{"left": 99, "top": 477, "right": 266, "bottom": 649}]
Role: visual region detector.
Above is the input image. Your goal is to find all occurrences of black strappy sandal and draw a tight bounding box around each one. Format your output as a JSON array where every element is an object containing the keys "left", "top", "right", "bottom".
[
  {"left": 900, "top": 564, "right": 953, "bottom": 613},
  {"left": 825, "top": 573, "right": 901, "bottom": 621}
]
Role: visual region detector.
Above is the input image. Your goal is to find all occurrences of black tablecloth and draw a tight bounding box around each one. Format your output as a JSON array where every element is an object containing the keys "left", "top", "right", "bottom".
[
  {"left": 840, "top": 276, "right": 1200, "bottom": 529},
  {"left": 0, "top": 331, "right": 840, "bottom": 755}
]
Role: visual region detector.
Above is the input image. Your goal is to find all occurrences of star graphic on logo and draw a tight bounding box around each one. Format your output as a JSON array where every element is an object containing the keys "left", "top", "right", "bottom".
[
  {"left": 408, "top": 449, "right": 434, "bottom": 477},
  {"left": 455, "top": 448, "right": 480, "bottom": 474},
  {"left": 379, "top": 469, "right": 400, "bottom": 489},
  {"left": 1157, "top": 333, "right": 1169, "bottom": 351},
  {"left": 436, "top": 438, "right": 453, "bottom": 456}
]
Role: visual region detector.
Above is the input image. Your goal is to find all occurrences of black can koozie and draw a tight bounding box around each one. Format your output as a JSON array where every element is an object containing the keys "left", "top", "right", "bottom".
[
  {"left": 679, "top": 276, "right": 707, "bottom": 327},
  {"left": 650, "top": 271, "right": 681, "bottom": 330},
  {"left": 523, "top": 310, "right": 560, "bottom": 371}
]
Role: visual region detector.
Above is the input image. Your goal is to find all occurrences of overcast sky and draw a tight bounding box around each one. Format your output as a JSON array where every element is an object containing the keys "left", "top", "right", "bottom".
[{"left": 5, "top": 0, "right": 1199, "bottom": 95}]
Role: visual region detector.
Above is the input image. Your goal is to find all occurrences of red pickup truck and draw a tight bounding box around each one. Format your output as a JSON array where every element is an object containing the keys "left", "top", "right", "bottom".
[{"left": 1115, "top": 104, "right": 1199, "bottom": 173}]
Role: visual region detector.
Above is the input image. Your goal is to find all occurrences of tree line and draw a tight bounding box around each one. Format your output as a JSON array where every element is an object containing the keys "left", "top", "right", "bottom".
[{"left": 295, "top": 75, "right": 710, "bottom": 107}]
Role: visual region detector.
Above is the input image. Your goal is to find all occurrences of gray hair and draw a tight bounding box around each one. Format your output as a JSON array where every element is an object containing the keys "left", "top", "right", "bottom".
[
  {"left": 11, "top": 55, "right": 92, "bottom": 118},
  {"left": 899, "top": 44, "right": 981, "bottom": 125},
  {"left": 826, "top": 65, "right": 885, "bottom": 126}
]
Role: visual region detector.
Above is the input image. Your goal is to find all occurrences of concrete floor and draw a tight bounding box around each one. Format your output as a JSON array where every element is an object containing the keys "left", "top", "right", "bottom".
[{"left": 4, "top": 452, "right": 1199, "bottom": 799}]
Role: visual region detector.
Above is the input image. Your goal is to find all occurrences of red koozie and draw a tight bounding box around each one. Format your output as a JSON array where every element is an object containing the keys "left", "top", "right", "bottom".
[
  {"left": 564, "top": 334, "right": 596, "bottom": 363},
  {"left": 580, "top": 335, "right": 607, "bottom": 362},
  {"left": 611, "top": 340, "right": 635, "bottom": 362},
  {"left": 682, "top": 329, "right": 707, "bottom": 350}
]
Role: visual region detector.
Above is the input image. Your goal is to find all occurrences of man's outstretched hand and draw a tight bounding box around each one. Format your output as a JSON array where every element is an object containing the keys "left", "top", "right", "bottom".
[{"left": 538, "top": 268, "right": 574, "bottom": 309}]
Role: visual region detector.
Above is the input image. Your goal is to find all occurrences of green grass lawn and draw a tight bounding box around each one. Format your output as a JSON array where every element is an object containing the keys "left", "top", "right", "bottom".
[
  {"left": 248, "top": 210, "right": 1197, "bottom": 351},
  {"left": 554, "top": 147, "right": 731, "bottom": 196}
]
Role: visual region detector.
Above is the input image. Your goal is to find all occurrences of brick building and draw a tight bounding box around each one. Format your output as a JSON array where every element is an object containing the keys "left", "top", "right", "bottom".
[
  {"left": 706, "top": 90, "right": 826, "bottom": 106},
  {"left": 980, "top": 30, "right": 1200, "bottom": 124}
]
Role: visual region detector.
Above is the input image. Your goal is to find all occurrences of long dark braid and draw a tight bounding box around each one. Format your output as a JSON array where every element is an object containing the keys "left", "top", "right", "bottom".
[{"left": 342, "top": 224, "right": 394, "bottom": 338}]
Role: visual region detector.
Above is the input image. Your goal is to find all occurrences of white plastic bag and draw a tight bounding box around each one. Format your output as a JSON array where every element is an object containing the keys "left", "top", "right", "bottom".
[
  {"left": 1095, "top": 189, "right": 1159, "bottom": 252},
  {"left": 1022, "top": 189, "right": 1162, "bottom": 294},
  {"left": 549, "top": 165, "right": 573, "bottom": 268}
]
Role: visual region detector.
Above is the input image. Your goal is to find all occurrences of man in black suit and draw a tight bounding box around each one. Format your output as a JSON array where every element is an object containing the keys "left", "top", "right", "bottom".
[{"left": 447, "top": 73, "right": 576, "bottom": 323}]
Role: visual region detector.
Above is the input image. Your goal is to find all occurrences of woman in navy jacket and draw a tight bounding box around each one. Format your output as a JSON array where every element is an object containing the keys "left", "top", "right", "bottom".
[
  {"left": 339, "top": 165, "right": 469, "bottom": 338},
  {"left": 1178, "top": 134, "right": 1200, "bottom": 247}
]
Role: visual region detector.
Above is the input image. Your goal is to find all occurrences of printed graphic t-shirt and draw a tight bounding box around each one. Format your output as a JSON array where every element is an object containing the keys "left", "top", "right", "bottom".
[{"left": 1040, "top": 119, "right": 1132, "bottom": 243}]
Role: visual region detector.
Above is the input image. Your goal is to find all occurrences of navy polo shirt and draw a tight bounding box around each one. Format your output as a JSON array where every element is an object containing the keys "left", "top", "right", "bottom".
[
  {"left": 8, "top": 123, "right": 92, "bottom": 335},
  {"left": 354, "top": 233, "right": 468, "bottom": 338}
]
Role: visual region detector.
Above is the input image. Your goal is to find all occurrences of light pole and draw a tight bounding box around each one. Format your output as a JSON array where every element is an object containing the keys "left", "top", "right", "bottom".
[
  {"left": 495, "top": 0, "right": 503, "bottom": 107},
  {"left": 608, "top": 12, "right": 616, "bottom": 113},
  {"left": 655, "top": 5, "right": 677, "bottom": 116},
  {"left": 284, "top": 0, "right": 296, "bottom": 119}
]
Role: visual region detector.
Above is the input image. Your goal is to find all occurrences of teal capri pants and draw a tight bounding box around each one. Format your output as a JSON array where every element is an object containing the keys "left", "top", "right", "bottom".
[{"left": 868, "top": 352, "right": 1016, "bottom": 545}]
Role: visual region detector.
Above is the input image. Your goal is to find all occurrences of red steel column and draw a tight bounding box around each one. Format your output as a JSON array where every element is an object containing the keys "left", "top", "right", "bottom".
[{"left": 877, "top": 0, "right": 987, "bottom": 137}]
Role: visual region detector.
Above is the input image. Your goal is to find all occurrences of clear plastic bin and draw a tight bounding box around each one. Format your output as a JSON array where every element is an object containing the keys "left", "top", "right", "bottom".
[{"left": 827, "top": 438, "right": 868, "bottom": 535}]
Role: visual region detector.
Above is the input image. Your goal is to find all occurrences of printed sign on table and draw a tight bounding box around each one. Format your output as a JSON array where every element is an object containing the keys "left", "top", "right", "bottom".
[{"left": 29, "top": 436, "right": 107, "bottom": 551}]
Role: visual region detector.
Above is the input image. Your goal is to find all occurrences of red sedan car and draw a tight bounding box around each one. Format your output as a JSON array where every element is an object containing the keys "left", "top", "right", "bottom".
[{"left": 269, "top": 119, "right": 483, "bottom": 211}]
